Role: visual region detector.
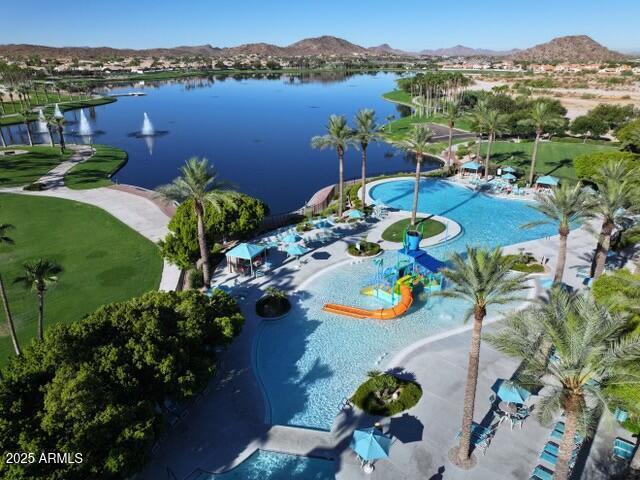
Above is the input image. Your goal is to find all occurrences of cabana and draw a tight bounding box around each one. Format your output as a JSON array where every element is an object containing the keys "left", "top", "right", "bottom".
[
  {"left": 225, "top": 242, "right": 267, "bottom": 276},
  {"left": 461, "top": 161, "right": 483, "bottom": 178},
  {"left": 502, "top": 166, "right": 517, "bottom": 174},
  {"left": 536, "top": 175, "right": 560, "bottom": 190},
  {"left": 502, "top": 173, "right": 517, "bottom": 182}
]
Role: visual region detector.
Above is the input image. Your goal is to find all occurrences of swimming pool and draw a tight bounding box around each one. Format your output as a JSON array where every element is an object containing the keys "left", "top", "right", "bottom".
[
  {"left": 197, "top": 450, "right": 335, "bottom": 479},
  {"left": 256, "top": 179, "right": 559, "bottom": 430}
]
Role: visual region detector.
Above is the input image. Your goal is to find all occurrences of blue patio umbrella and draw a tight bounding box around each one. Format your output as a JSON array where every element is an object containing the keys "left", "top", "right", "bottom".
[
  {"left": 286, "top": 243, "right": 309, "bottom": 257},
  {"left": 502, "top": 173, "right": 517, "bottom": 181},
  {"left": 282, "top": 232, "right": 302, "bottom": 244},
  {"left": 346, "top": 209, "right": 364, "bottom": 219},
  {"left": 536, "top": 175, "right": 560, "bottom": 187},
  {"left": 350, "top": 427, "right": 392, "bottom": 462},
  {"left": 502, "top": 166, "right": 516, "bottom": 173},
  {"left": 314, "top": 219, "right": 333, "bottom": 229},
  {"left": 492, "top": 379, "right": 531, "bottom": 404},
  {"left": 462, "top": 161, "right": 482, "bottom": 171}
]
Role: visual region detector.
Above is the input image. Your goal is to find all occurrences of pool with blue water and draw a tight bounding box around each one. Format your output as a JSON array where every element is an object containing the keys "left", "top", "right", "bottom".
[{"left": 255, "top": 179, "right": 558, "bottom": 430}]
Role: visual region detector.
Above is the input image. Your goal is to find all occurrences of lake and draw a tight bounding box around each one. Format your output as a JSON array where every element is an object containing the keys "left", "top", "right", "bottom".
[{"left": 3, "top": 72, "right": 441, "bottom": 213}]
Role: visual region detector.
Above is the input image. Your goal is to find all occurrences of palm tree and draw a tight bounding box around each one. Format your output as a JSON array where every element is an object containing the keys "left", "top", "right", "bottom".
[
  {"left": 49, "top": 116, "right": 66, "bottom": 153},
  {"left": 0, "top": 224, "right": 21, "bottom": 356},
  {"left": 523, "top": 185, "right": 595, "bottom": 285},
  {"left": 157, "top": 157, "right": 238, "bottom": 288},
  {"left": 519, "top": 102, "right": 565, "bottom": 186},
  {"left": 22, "top": 116, "right": 33, "bottom": 147},
  {"left": 443, "top": 101, "right": 460, "bottom": 172},
  {"left": 435, "top": 247, "right": 530, "bottom": 468},
  {"left": 353, "top": 109, "right": 380, "bottom": 208},
  {"left": 389, "top": 125, "right": 434, "bottom": 227},
  {"left": 482, "top": 109, "right": 506, "bottom": 178},
  {"left": 486, "top": 291, "right": 640, "bottom": 480},
  {"left": 0, "top": 127, "right": 6, "bottom": 148},
  {"left": 6, "top": 87, "right": 16, "bottom": 114},
  {"left": 470, "top": 99, "right": 488, "bottom": 165},
  {"left": 311, "top": 115, "right": 354, "bottom": 217},
  {"left": 590, "top": 161, "right": 637, "bottom": 278},
  {"left": 44, "top": 115, "right": 55, "bottom": 147},
  {"left": 14, "top": 258, "right": 62, "bottom": 342}
]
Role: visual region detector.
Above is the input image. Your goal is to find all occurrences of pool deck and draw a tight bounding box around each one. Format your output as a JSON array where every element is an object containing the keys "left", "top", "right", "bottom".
[{"left": 138, "top": 175, "right": 618, "bottom": 480}]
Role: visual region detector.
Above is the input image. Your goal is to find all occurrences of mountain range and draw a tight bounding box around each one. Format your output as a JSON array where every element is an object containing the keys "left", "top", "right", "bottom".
[{"left": 0, "top": 35, "right": 628, "bottom": 63}]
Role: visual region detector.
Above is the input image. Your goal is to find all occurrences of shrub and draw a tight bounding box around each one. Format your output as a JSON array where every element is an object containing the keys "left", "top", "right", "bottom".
[
  {"left": 296, "top": 221, "right": 313, "bottom": 232},
  {"left": 347, "top": 240, "right": 381, "bottom": 257},
  {"left": 23, "top": 182, "right": 46, "bottom": 191},
  {"left": 573, "top": 151, "right": 637, "bottom": 180},
  {"left": 188, "top": 268, "right": 205, "bottom": 289},
  {"left": 351, "top": 374, "right": 423, "bottom": 416},
  {"left": 506, "top": 254, "right": 545, "bottom": 273},
  {"left": 256, "top": 288, "right": 291, "bottom": 318}
]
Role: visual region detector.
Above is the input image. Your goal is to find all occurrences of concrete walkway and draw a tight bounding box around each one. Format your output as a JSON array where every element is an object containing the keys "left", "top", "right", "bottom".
[{"left": 0, "top": 145, "right": 181, "bottom": 290}]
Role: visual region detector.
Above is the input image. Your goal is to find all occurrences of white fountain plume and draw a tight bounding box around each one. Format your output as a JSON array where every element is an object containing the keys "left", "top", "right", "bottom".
[
  {"left": 78, "top": 109, "right": 93, "bottom": 136},
  {"left": 141, "top": 112, "right": 155, "bottom": 136},
  {"left": 53, "top": 103, "right": 63, "bottom": 119},
  {"left": 37, "top": 109, "right": 48, "bottom": 133}
]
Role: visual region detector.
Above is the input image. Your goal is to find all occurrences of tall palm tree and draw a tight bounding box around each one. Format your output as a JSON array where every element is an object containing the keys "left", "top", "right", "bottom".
[
  {"left": 389, "top": 125, "right": 434, "bottom": 227},
  {"left": 0, "top": 127, "right": 6, "bottom": 148},
  {"left": 590, "top": 161, "right": 637, "bottom": 278},
  {"left": 22, "top": 116, "right": 33, "bottom": 147},
  {"left": 353, "top": 109, "right": 380, "bottom": 208},
  {"left": 470, "top": 99, "right": 488, "bottom": 165},
  {"left": 486, "top": 291, "right": 640, "bottom": 480},
  {"left": 519, "top": 102, "right": 565, "bottom": 186},
  {"left": 482, "top": 109, "right": 506, "bottom": 178},
  {"left": 14, "top": 258, "right": 62, "bottom": 342},
  {"left": 443, "top": 101, "right": 460, "bottom": 172},
  {"left": 7, "top": 87, "right": 16, "bottom": 114},
  {"left": 0, "top": 224, "right": 21, "bottom": 356},
  {"left": 44, "top": 115, "right": 55, "bottom": 147},
  {"left": 311, "top": 115, "right": 354, "bottom": 217},
  {"left": 523, "top": 185, "right": 595, "bottom": 285},
  {"left": 157, "top": 157, "right": 238, "bottom": 288},
  {"left": 49, "top": 116, "right": 66, "bottom": 153},
  {"left": 435, "top": 247, "right": 530, "bottom": 468}
]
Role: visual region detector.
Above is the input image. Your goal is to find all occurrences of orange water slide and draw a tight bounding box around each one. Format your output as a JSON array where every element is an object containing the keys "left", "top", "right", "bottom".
[{"left": 322, "top": 284, "right": 413, "bottom": 320}]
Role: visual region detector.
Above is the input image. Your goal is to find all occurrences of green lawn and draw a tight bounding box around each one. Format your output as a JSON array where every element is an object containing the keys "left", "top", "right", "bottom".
[
  {"left": 65, "top": 144, "right": 128, "bottom": 189},
  {"left": 0, "top": 194, "right": 163, "bottom": 364},
  {"left": 0, "top": 96, "right": 116, "bottom": 126},
  {"left": 381, "top": 217, "right": 446, "bottom": 242},
  {"left": 479, "top": 141, "right": 617, "bottom": 182},
  {"left": 382, "top": 114, "right": 473, "bottom": 142},
  {"left": 0, "top": 146, "right": 71, "bottom": 187},
  {"left": 382, "top": 90, "right": 414, "bottom": 107}
]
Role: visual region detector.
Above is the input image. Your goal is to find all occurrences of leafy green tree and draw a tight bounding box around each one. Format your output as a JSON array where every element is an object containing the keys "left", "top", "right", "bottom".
[
  {"left": 523, "top": 185, "right": 594, "bottom": 284},
  {"left": 311, "top": 115, "right": 355, "bottom": 217},
  {"left": 519, "top": 101, "right": 566, "bottom": 185},
  {"left": 157, "top": 157, "right": 239, "bottom": 288},
  {"left": 159, "top": 194, "right": 268, "bottom": 270},
  {"left": 353, "top": 109, "right": 380, "bottom": 207},
  {"left": 573, "top": 150, "right": 637, "bottom": 180},
  {"left": 590, "top": 103, "right": 637, "bottom": 130},
  {"left": 435, "top": 247, "right": 529, "bottom": 468},
  {"left": 14, "top": 258, "right": 62, "bottom": 341},
  {"left": 487, "top": 290, "right": 640, "bottom": 480},
  {"left": 0, "top": 223, "right": 20, "bottom": 356},
  {"left": 389, "top": 125, "right": 434, "bottom": 227},
  {"left": 617, "top": 119, "right": 640, "bottom": 153},
  {"left": 570, "top": 115, "right": 608, "bottom": 142}
]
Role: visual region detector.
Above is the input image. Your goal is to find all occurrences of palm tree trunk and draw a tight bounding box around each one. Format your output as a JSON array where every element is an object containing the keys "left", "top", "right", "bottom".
[
  {"left": 24, "top": 123, "right": 33, "bottom": 146},
  {"left": 360, "top": 147, "right": 367, "bottom": 208},
  {"left": 411, "top": 154, "right": 423, "bottom": 227},
  {"left": 47, "top": 126, "right": 55, "bottom": 147},
  {"left": 484, "top": 133, "right": 493, "bottom": 178},
  {"left": 0, "top": 127, "right": 6, "bottom": 148},
  {"left": 37, "top": 291, "right": 44, "bottom": 341},
  {"left": 554, "top": 228, "right": 569, "bottom": 285},
  {"left": 0, "top": 273, "right": 21, "bottom": 356},
  {"left": 528, "top": 131, "right": 541, "bottom": 186},
  {"left": 475, "top": 135, "right": 482, "bottom": 162},
  {"left": 195, "top": 203, "right": 211, "bottom": 288},
  {"left": 58, "top": 127, "right": 66, "bottom": 153},
  {"left": 455, "top": 309, "right": 485, "bottom": 467},
  {"left": 555, "top": 398, "right": 579, "bottom": 480},
  {"left": 338, "top": 149, "right": 344, "bottom": 217},
  {"left": 591, "top": 220, "right": 613, "bottom": 279},
  {"left": 447, "top": 123, "right": 454, "bottom": 172}
]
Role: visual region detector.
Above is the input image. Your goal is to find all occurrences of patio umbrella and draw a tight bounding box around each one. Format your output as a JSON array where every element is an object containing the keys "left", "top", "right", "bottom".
[
  {"left": 314, "top": 219, "right": 333, "bottom": 229},
  {"left": 282, "top": 232, "right": 302, "bottom": 244},
  {"left": 502, "top": 166, "right": 516, "bottom": 173},
  {"left": 285, "top": 243, "right": 309, "bottom": 257},
  {"left": 502, "top": 173, "right": 517, "bottom": 181},
  {"left": 350, "top": 427, "right": 392, "bottom": 462},
  {"left": 492, "top": 379, "right": 531, "bottom": 404},
  {"left": 346, "top": 209, "right": 364, "bottom": 219}
]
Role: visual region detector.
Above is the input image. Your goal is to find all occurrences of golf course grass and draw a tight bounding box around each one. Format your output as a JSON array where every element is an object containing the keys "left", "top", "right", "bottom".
[
  {"left": 65, "top": 144, "right": 128, "bottom": 189},
  {"left": 382, "top": 217, "right": 446, "bottom": 243},
  {"left": 479, "top": 140, "right": 617, "bottom": 182},
  {"left": 0, "top": 146, "right": 71, "bottom": 187},
  {"left": 0, "top": 194, "right": 162, "bottom": 364}
]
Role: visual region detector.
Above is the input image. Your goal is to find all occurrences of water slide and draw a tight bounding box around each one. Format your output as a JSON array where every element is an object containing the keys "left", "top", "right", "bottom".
[{"left": 322, "top": 284, "right": 413, "bottom": 320}]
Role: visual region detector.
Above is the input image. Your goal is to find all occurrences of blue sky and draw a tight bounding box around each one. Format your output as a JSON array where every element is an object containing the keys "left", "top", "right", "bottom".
[{"left": 3, "top": 0, "right": 639, "bottom": 52}]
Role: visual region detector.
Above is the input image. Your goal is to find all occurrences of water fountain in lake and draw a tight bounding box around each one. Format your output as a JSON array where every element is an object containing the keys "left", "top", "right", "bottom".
[
  {"left": 141, "top": 112, "right": 155, "bottom": 136},
  {"left": 36, "top": 109, "right": 48, "bottom": 133},
  {"left": 53, "top": 103, "right": 63, "bottom": 119},
  {"left": 78, "top": 109, "right": 93, "bottom": 136}
]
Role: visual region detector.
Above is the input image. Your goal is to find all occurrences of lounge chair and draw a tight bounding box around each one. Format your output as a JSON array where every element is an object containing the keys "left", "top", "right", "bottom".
[
  {"left": 613, "top": 438, "right": 636, "bottom": 462},
  {"left": 530, "top": 464, "right": 554, "bottom": 480}
]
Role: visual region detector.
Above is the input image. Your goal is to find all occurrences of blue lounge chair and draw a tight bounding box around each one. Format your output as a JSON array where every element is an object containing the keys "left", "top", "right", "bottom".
[
  {"left": 530, "top": 464, "right": 554, "bottom": 480},
  {"left": 614, "top": 407, "right": 629, "bottom": 423},
  {"left": 613, "top": 438, "right": 636, "bottom": 461}
]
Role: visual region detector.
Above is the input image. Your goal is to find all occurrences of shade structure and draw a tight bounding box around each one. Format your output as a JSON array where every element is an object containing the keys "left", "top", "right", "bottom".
[
  {"left": 502, "top": 173, "right": 517, "bottom": 181},
  {"left": 282, "top": 232, "right": 302, "bottom": 244},
  {"left": 462, "top": 161, "right": 482, "bottom": 171},
  {"left": 286, "top": 243, "right": 309, "bottom": 257},
  {"left": 225, "top": 242, "right": 266, "bottom": 260},
  {"left": 536, "top": 175, "right": 560, "bottom": 186},
  {"left": 350, "top": 427, "right": 392, "bottom": 461},
  {"left": 314, "top": 219, "right": 333, "bottom": 229},
  {"left": 502, "top": 166, "right": 516, "bottom": 173},
  {"left": 346, "top": 209, "right": 364, "bottom": 219},
  {"left": 492, "top": 379, "right": 531, "bottom": 404}
]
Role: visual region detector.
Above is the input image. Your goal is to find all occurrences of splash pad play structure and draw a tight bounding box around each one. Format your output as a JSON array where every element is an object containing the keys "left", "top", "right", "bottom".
[{"left": 323, "top": 229, "right": 445, "bottom": 320}]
